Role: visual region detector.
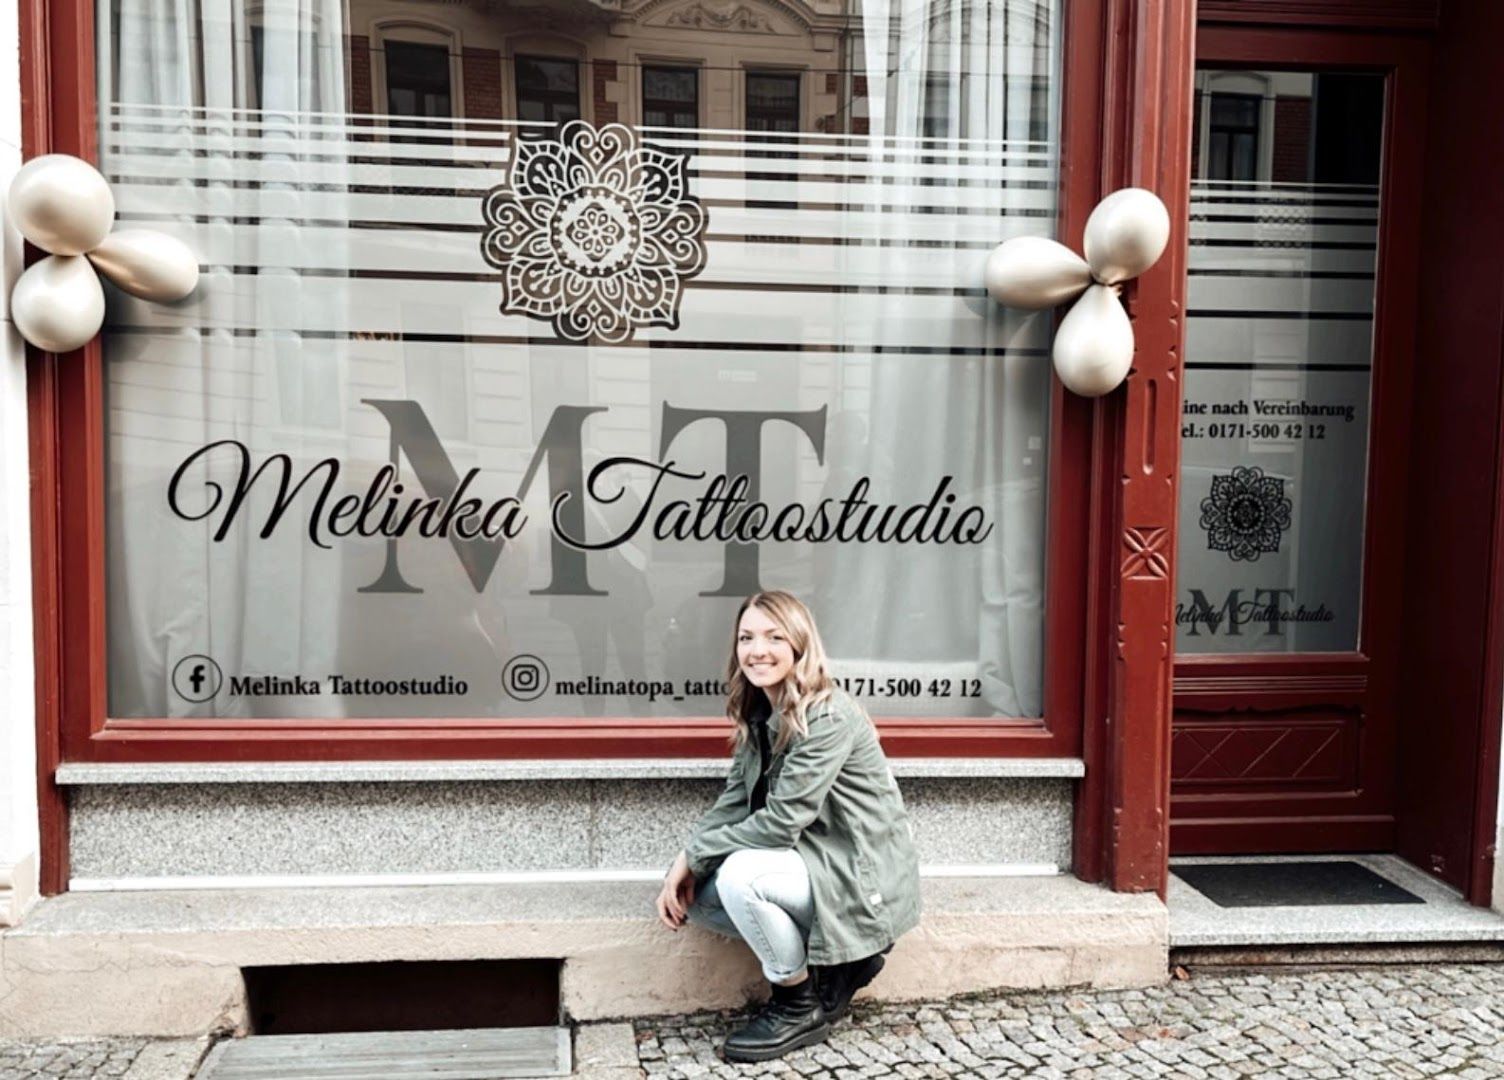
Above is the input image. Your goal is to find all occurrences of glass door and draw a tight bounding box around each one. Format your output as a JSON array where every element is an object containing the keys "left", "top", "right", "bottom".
[{"left": 1171, "top": 40, "right": 1421, "bottom": 857}]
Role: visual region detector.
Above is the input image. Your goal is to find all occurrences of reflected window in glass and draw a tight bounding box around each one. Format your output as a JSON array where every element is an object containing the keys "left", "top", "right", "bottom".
[
  {"left": 1207, "top": 93, "right": 1261, "bottom": 182},
  {"left": 643, "top": 66, "right": 698, "bottom": 129},
  {"left": 515, "top": 55, "right": 580, "bottom": 124},
  {"left": 745, "top": 72, "right": 800, "bottom": 132},
  {"left": 385, "top": 40, "right": 452, "bottom": 119}
]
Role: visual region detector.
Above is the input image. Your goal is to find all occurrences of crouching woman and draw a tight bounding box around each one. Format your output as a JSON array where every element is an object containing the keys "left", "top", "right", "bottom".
[{"left": 655, "top": 590, "right": 921, "bottom": 1063}]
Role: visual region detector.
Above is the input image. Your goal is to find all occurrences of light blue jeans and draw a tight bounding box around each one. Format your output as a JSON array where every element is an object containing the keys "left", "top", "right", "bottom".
[{"left": 687, "top": 848, "right": 815, "bottom": 984}]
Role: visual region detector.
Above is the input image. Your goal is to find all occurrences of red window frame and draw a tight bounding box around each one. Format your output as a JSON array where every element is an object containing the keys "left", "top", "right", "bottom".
[{"left": 24, "top": 0, "right": 1116, "bottom": 767}]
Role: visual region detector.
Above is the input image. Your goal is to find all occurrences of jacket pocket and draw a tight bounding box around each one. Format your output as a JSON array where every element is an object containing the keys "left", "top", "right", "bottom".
[{"left": 860, "top": 845, "right": 903, "bottom": 940}]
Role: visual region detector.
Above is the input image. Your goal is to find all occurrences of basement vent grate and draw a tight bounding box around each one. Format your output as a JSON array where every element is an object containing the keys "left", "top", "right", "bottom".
[{"left": 196, "top": 1026, "right": 571, "bottom": 1079}]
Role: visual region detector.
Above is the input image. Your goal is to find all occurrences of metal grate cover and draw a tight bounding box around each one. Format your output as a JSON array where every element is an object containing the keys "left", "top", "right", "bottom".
[{"left": 196, "top": 1026, "right": 571, "bottom": 1079}]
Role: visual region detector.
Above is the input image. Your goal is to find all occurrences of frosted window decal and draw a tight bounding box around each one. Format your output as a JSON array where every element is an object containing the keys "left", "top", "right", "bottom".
[
  {"left": 1176, "top": 70, "right": 1384, "bottom": 654},
  {"left": 99, "top": 0, "right": 1061, "bottom": 720}
]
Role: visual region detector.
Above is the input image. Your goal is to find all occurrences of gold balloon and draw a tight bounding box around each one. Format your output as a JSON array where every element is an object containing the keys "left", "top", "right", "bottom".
[
  {"left": 1051, "top": 284, "right": 1134, "bottom": 397},
  {"left": 1082, "top": 187, "right": 1171, "bottom": 286},
  {"left": 89, "top": 230, "right": 200, "bottom": 302},
  {"left": 8, "top": 154, "right": 116, "bottom": 256},
  {"left": 11, "top": 255, "right": 106, "bottom": 353},
  {"left": 983, "top": 236, "right": 1092, "bottom": 309}
]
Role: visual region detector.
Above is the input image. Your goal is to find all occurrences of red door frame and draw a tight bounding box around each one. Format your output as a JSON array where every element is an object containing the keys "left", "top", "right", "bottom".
[
  {"left": 1169, "top": 26, "right": 1430, "bottom": 854},
  {"left": 1197, "top": 0, "right": 1438, "bottom": 30},
  {"left": 1070, "top": 0, "right": 1198, "bottom": 897},
  {"left": 25, "top": 0, "right": 1194, "bottom": 895},
  {"left": 1391, "top": 0, "right": 1504, "bottom": 907}
]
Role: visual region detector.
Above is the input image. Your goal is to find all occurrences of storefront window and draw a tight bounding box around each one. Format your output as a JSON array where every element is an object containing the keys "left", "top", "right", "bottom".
[
  {"left": 1176, "top": 69, "right": 1384, "bottom": 654},
  {"left": 97, "top": 0, "right": 1060, "bottom": 721}
]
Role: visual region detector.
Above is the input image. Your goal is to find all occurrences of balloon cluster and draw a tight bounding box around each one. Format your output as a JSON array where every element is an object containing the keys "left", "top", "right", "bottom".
[
  {"left": 984, "top": 188, "right": 1171, "bottom": 397},
  {"left": 8, "top": 154, "right": 199, "bottom": 353}
]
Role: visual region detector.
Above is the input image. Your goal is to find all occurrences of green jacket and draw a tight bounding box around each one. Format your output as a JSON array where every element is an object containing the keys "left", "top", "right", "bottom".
[{"left": 684, "top": 688, "right": 922, "bottom": 965}]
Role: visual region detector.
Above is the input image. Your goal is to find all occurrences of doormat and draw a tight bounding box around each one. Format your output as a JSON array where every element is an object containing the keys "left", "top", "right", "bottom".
[{"left": 1173, "top": 860, "right": 1426, "bottom": 908}]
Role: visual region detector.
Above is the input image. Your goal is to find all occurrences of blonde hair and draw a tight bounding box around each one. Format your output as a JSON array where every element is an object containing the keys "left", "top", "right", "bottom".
[{"left": 725, "top": 590, "right": 835, "bottom": 754}]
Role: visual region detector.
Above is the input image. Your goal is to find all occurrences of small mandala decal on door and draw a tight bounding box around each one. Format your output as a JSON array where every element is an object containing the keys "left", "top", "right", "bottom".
[
  {"left": 481, "top": 121, "right": 708, "bottom": 343},
  {"left": 1200, "top": 465, "right": 1293, "bottom": 562}
]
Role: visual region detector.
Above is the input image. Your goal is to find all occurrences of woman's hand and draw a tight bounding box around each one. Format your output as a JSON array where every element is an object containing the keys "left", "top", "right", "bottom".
[{"left": 655, "top": 849, "right": 696, "bottom": 931}]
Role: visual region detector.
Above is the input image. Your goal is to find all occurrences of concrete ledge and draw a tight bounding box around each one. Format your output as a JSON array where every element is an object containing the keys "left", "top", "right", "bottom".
[
  {"left": 56, "top": 758, "right": 1086, "bottom": 784},
  {"left": 0, "top": 876, "right": 1165, "bottom": 1037},
  {"left": 67, "top": 777, "right": 1074, "bottom": 881}
]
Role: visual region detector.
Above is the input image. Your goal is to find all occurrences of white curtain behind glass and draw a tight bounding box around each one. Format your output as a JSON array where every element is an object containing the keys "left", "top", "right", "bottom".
[
  {"left": 823, "top": 0, "right": 1055, "bottom": 715},
  {"left": 100, "top": 0, "right": 351, "bottom": 715}
]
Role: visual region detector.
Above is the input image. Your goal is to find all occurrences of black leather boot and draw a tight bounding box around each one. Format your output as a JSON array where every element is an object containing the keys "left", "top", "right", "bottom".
[
  {"left": 721, "top": 977, "right": 830, "bottom": 1063},
  {"left": 812, "top": 951, "right": 887, "bottom": 1022}
]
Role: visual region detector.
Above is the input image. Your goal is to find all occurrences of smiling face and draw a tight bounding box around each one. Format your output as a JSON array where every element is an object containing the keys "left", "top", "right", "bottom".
[{"left": 737, "top": 603, "right": 797, "bottom": 696}]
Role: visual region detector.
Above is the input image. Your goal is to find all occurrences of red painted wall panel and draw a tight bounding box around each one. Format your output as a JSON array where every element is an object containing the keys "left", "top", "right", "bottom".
[{"left": 1395, "top": 0, "right": 1504, "bottom": 903}]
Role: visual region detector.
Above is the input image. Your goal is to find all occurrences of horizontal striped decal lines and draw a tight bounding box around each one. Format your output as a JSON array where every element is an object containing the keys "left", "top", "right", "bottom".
[
  {"left": 1187, "top": 183, "right": 1379, "bottom": 344},
  {"left": 103, "top": 104, "right": 1058, "bottom": 153},
  {"left": 99, "top": 218, "right": 1043, "bottom": 279},
  {"left": 103, "top": 337, "right": 1050, "bottom": 444},
  {"left": 141, "top": 267, "right": 999, "bottom": 299},
  {"left": 102, "top": 234, "right": 1015, "bottom": 287},
  {"left": 99, "top": 163, "right": 1057, "bottom": 213},
  {"left": 103, "top": 327, "right": 1050, "bottom": 356},
  {"left": 1186, "top": 284, "right": 1376, "bottom": 315},
  {"left": 102, "top": 130, "right": 1056, "bottom": 180},
  {"left": 99, "top": 109, "right": 1061, "bottom": 347},
  {"left": 104, "top": 288, "right": 1049, "bottom": 349}
]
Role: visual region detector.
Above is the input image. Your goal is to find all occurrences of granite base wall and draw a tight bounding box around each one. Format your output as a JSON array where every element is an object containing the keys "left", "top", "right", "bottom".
[{"left": 67, "top": 777, "right": 1073, "bottom": 881}]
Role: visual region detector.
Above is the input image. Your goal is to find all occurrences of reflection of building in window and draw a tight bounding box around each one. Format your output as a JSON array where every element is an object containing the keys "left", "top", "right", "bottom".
[
  {"left": 1207, "top": 93, "right": 1260, "bottom": 182},
  {"left": 326, "top": 0, "right": 1060, "bottom": 140},
  {"left": 515, "top": 55, "right": 581, "bottom": 124},
  {"left": 385, "top": 40, "right": 452, "bottom": 118},
  {"left": 1195, "top": 72, "right": 1381, "bottom": 185},
  {"left": 642, "top": 66, "right": 698, "bottom": 129},
  {"left": 1194, "top": 71, "right": 1342, "bottom": 184},
  {"left": 743, "top": 70, "right": 801, "bottom": 232},
  {"left": 746, "top": 71, "right": 801, "bottom": 132},
  {"left": 1013, "top": 76, "right": 1053, "bottom": 144},
  {"left": 921, "top": 76, "right": 951, "bottom": 138}
]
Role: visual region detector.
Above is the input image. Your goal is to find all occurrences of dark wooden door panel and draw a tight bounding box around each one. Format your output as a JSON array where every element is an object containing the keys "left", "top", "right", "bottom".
[{"left": 1172, "top": 710, "right": 1356, "bottom": 789}]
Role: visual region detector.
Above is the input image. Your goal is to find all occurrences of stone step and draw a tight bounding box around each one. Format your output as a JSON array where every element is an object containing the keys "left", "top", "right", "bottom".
[
  {"left": 196, "top": 1028, "right": 570, "bottom": 1080},
  {"left": 0, "top": 875, "right": 1166, "bottom": 1037}
]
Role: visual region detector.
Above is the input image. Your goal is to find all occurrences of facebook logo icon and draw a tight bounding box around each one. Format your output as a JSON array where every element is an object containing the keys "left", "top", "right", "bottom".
[{"left": 171, "top": 655, "right": 224, "bottom": 702}]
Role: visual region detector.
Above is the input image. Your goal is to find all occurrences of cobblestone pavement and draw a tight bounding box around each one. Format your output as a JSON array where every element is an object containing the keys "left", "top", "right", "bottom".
[
  {"left": 0, "top": 1038, "right": 147, "bottom": 1079},
  {"left": 634, "top": 964, "right": 1504, "bottom": 1079}
]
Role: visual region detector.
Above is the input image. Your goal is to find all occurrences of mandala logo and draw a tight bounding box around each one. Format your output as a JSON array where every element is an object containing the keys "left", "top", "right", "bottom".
[
  {"left": 481, "top": 121, "right": 707, "bottom": 343},
  {"left": 1199, "top": 465, "right": 1293, "bottom": 562}
]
